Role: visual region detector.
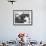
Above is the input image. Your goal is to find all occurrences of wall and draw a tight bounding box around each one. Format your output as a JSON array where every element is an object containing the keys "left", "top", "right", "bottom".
[{"left": 0, "top": 0, "right": 46, "bottom": 42}]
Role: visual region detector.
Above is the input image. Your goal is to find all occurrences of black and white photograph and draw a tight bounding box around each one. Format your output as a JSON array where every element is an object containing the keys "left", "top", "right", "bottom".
[{"left": 13, "top": 10, "right": 32, "bottom": 25}]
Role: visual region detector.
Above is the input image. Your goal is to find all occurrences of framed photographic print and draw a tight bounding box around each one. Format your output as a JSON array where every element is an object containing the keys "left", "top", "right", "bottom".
[{"left": 13, "top": 10, "right": 33, "bottom": 25}]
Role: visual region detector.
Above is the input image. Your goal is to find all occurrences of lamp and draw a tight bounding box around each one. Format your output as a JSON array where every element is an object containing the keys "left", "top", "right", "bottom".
[{"left": 8, "top": 0, "right": 16, "bottom": 4}]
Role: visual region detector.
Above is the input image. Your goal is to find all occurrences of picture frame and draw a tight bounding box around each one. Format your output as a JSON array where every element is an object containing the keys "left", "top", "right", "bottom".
[{"left": 13, "top": 10, "right": 33, "bottom": 26}]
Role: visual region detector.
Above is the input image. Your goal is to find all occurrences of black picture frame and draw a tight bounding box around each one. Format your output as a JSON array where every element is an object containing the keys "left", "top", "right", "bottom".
[{"left": 13, "top": 10, "right": 33, "bottom": 26}]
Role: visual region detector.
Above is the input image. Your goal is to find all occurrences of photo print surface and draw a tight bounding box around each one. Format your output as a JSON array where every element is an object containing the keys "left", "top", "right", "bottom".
[{"left": 13, "top": 10, "right": 32, "bottom": 25}]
